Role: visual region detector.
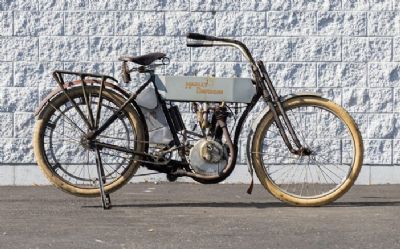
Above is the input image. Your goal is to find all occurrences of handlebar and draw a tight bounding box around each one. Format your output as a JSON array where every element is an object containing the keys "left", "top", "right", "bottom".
[{"left": 186, "top": 32, "right": 256, "bottom": 65}]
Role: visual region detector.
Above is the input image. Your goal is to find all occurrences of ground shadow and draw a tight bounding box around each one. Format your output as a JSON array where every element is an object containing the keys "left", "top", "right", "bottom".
[{"left": 82, "top": 200, "right": 400, "bottom": 209}]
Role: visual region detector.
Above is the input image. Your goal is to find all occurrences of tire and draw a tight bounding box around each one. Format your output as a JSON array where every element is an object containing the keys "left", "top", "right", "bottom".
[
  {"left": 251, "top": 96, "right": 363, "bottom": 206},
  {"left": 33, "top": 85, "right": 146, "bottom": 197}
]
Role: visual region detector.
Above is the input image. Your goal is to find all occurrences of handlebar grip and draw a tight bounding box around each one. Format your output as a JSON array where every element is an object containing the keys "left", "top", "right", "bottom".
[
  {"left": 187, "top": 32, "right": 216, "bottom": 41},
  {"left": 186, "top": 39, "right": 214, "bottom": 47}
]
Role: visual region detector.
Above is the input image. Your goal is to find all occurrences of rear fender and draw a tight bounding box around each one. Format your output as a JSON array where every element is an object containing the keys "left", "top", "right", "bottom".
[
  {"left": 34, "top": 79, "right": 149, "bottom": 142},
  {"left": 245, "top": 92, "right": 322, "bottom": 168},
  {"left": 36, "top": 79, "right": 130, "bottom": 117}
]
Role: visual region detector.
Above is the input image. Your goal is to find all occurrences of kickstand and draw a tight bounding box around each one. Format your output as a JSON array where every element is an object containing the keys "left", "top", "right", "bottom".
[{"left": 95, "top": 148, "right": 112, "bottom": 209}]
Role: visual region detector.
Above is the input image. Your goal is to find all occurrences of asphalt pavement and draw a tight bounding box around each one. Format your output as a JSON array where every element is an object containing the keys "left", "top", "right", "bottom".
[{"left": 0, "top": 183, "right": 399, "bottom": 249}]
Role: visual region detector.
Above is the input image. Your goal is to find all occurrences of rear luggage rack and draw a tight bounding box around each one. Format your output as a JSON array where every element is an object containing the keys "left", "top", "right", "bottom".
[{"left": 52, "top": 70, "right": 118, "bottom": 86}]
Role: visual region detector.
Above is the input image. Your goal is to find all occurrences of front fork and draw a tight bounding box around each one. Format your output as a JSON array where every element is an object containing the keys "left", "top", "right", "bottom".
[{"left": 256, "top": 61, "right": 310, "bottom": 156}]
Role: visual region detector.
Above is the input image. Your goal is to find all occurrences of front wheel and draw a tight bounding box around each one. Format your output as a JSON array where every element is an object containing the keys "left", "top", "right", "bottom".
[{"left": 251, "top": 96, "right": 363, "bottom": 206}]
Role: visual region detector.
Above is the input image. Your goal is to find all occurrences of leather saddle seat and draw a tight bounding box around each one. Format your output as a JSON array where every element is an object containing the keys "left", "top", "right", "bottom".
[{"left": 119, "top": 52, "right": 166, "bottom": 66}]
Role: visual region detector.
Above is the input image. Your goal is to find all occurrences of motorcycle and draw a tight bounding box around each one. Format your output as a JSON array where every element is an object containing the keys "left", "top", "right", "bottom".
[{"left": 33, "top": 33, "right": 363, "bottom": 209}]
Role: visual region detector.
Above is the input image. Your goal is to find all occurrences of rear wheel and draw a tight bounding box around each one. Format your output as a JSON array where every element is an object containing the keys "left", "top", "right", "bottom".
[
  {"left": 33, "top": 85, "right": 146, "bottom": 197},
  {"left": 251, "top": 96, "right": 363, "bottom": 206}
]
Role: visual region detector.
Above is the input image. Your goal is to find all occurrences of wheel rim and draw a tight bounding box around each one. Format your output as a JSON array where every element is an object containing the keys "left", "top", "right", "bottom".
[
  {"left": 41, "top": 90, "right": 138, "bottom": 189},
  {"left": 258, "top": 103, "right": 356, "bottom": 199}
]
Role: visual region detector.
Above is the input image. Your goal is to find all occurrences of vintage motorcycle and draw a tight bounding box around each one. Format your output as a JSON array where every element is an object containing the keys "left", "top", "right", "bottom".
[{"left": 33, "top": 33, "right": 363, "bottom": 209}]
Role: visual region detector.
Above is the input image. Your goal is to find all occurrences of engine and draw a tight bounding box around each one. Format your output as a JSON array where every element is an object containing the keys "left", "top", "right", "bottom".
[{"left": 189, "top": 138, "right": 227, "bottom": 176}]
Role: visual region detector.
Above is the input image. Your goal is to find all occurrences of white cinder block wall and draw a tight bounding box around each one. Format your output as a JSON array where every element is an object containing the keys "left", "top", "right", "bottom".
[{"left": 0, "top": 0, "right": 400, "bottom": 185}]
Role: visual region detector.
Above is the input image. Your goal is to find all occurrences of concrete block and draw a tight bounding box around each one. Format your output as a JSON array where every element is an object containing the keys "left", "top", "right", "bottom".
[
  {"left": 14, "top": 11, "right": 64, "bottom": 36},
  {"left": 14, "top": 62, "right": 62, "bottom": 88},
  {"left": 393, "top": 88, "right": 400, "bottom": 111},
  {"left": 0, "top": 11, "right": 12, "bottom": 36},
  {"left": 243, "top": 37, "right": 292, "bottom": 62},
  {"left": 342, "top": 0, "right": 369, "bottom": 10},
  {"left": 116, "top": 12, "right": 164, "bottom": 36},
  {"left": 90, "top": 36, "right": 139, "bottom": 62},
  {"left": 368, "top": 114, "right": 396, "bottom": 139},
  {"left": 141, "top": 36, "right": 189, "bottom": 62},
  {"left": 393, "top": 37, "right": 400, "bottom": 61},
  {"left": 39, "top": 36, "right": 89, "bottom": 61},
  {"left": 368, "top": 11, "right": 400, "bottom": 36},
  {"left": 0, "top": 62, "right": 13, "bottom": 86},
  {"left": 242, "top": 12, "right": 267, "bottom": 35},
  {"left": 240, "top": 0, "right": 271, "bottom": 11},
  {"left": 266, "top": 63, "right": 317, "bottom": 88},
  {"left": 140, "top": 12, "right": 165, "bottom": 36},
  {"left": 64, "top": 12, "right": 88, "bottom": 36},
  {"left": 215, "top": 63, "right": 251, "bottom": 78},
  {"left": 317, "top": 11, "right": 366, "bottom": 36},
  {"left": 363, "top": 139, "right": 392, "bottom": 165},
  {"left": 368, "top": 37, "right": 392, "bottom": 62},
  {"left": 368, "top": 63, "right": 400, "bottom": 88},
  {"left": 88, "top": 0, "right": 120, "bottom": 10},
  {"left": 0, "top": 138, "right": 35, "bottom": 164},
  {"left": 0, "top": 87, "right": 38, "bottom": 112},
  {"left": 190, "top": 0, "right": 239, "bottom": 11},
  {"left": 317, "top": 63, "right": 367, "bottom": 87},
  {"left": 115, "top": 12, "right": 140, "bottom": 36},
  {"left": 396, "top": 0, "right": 400, "bottom": 10},
  {"left": 20, "top": 1, "right": 40, "bottom": 10},
  {"left": 268, "top": 11, "right": 316, "bottom": 36},
  {"left": 342, "top": 37, "right": 367, "bottom": 62},
  {"left": 292, "top": 37, "right": 341, "bottom": 62},
  {"left": 342, "top": 88, "right": 370, "bottom": 112},
  {"left": 0, "top": 112, "right": 13, "bottom": 138},
  {"left": 140, "top": 0, "right": 189, "bottom": 10},
  {"left": 191, "top": 45, "right": 240, "bottom": 62},
  {"left": 216, "top": 12, "right": 242, "bottom": 37},
  {"left": 369, "top": 0, "right": 393, "bottom": 10},
  {"left": 292, "top": 0, "right": 341, "bottom": 10},
  {"left": 14, "top": 112, "right": 35, "bottom": 138},
  {"left": 88, "top": 11, "right": 115, "bottom": 35},
  {"left": 65, "top": 11, "right": 114, "bottom": 36},
  {"left": 190, "top": 0, "right": 214, "bottom": 11},
  {"left": 165, "top": 12, "right": 215, "bottom": 36},
  {"left": 38, "top": 0, "right": 65, "bottom": 10},
  {"left": 64, "top": 0, "right": 90, "bottom": 10},
  {"left": 369, "top": 88, "right": 393, "bottom": 112},
  {"left": 63, "top": 62, "right": 114, "bottom": 77},
  {"left": 0, "top": 37, "right": 38, "bottom": 61}
]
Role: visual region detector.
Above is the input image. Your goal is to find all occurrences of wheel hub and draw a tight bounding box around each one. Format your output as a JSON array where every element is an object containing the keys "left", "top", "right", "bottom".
[
  {"left": 294, "top": 147, "right": 312, "bottom": 156},
  {"left": 80, "top": 135, "right": 96, "bottom": 150}
]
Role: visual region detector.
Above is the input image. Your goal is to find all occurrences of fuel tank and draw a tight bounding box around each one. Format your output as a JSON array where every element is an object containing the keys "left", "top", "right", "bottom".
[{"left": 154, "top": 75, "right": 256, "bottom": 103}]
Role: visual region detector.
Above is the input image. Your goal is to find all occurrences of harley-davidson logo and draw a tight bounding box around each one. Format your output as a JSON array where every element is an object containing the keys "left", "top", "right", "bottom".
[{"left": 185, "top": 78, "right": 223, "bottom": 95}]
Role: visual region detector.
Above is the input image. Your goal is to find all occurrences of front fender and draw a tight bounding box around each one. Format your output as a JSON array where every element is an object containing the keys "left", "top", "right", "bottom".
[{"left": 245, "top": 92, "right": 322, "bottom": 169}]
